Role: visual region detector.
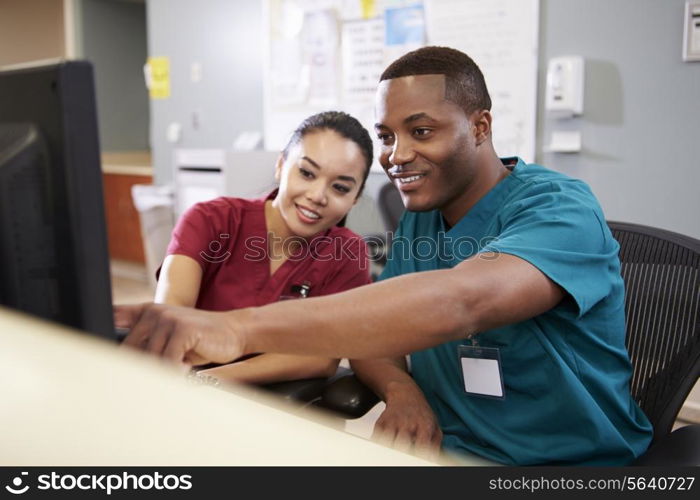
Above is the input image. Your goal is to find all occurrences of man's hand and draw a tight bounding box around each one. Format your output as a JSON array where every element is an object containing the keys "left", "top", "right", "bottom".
[
  {"left": 115, "top": 303, "right": 245, "bottom": 367},
  {"left": 372, "top": 380, "right": 443, "bottom": 461}
]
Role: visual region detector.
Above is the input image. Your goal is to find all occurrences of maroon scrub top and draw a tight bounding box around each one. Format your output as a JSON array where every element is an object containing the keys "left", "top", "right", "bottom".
[{"left": 165, "top": 195, "right": 371, "bottom": 311}]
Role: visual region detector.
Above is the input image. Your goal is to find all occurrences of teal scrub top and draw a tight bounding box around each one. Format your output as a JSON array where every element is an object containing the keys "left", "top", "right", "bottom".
[{"left": 379, "top": 158, "right": 653, "bottom": 465}]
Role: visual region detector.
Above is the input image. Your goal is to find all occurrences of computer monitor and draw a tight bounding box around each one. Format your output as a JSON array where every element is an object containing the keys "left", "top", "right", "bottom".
[{"left": 0, "top": 60, "right": 116, "bottom": 340}]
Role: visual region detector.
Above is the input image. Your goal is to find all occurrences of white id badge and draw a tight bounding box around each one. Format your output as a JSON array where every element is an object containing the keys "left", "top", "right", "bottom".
[{"left": 458, "top": 345, "right": 505, "bottom": 400}]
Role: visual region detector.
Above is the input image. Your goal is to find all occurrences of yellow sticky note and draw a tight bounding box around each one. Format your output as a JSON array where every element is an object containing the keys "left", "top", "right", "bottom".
[
  {"left": 361, "top": 0, "right": 376, "bottom": 19},
  {"left": 147, "top": 57, "right": 170, "bottom": 99}
]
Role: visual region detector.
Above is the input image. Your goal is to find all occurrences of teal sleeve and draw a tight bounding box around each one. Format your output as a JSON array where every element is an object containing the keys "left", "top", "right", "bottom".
[{"left": 482, "top": 181, "right": 619, "bottom": 317}]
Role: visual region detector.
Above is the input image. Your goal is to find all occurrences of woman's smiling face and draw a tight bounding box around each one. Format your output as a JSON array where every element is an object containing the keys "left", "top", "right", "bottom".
[{"left": 271, "top": 129, "right": 366, "bottom": 239}]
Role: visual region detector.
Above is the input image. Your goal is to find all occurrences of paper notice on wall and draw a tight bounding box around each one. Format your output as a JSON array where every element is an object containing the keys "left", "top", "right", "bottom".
[
  {"left": 383, "top": 3, "right": 426, "bottom": 66},
  {"left": 145, "top": 57, "right": 171, "bottom": 99},
  {"left": 301, "top": 8, "right": 340, "bottom": 106},
  {"left": 424, "top": 0, "right": 539, "bottom": 162},
  {"left": 268, "top": 0, "right": 306, "bottom": 106},
  {"left": 361, "top": 0, "right": 377, "bottom": 19},
  {"left": 269, "top": 38, "right": 307, "bottom": 107},
  {"left": 342, "top": 17, "right": 385, "bottom": 102}
]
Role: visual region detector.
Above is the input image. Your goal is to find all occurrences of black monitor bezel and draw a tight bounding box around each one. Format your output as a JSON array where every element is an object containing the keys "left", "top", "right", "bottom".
[{"left": 0, "top": 60, "right": 115, "bottom": 339}]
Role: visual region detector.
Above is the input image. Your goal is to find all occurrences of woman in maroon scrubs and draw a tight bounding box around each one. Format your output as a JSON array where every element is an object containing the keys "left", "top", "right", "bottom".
[{"left": 154, "top": 111, "right": 374, "bottom": 385}]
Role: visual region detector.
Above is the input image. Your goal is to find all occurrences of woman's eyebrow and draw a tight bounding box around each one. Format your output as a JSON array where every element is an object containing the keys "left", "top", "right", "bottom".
[
  {"left": 301, "top": 156, "right": 322, "bottom": 170},
  {"left": 302, "top": 156, "right": 357, "bottom": 184}
]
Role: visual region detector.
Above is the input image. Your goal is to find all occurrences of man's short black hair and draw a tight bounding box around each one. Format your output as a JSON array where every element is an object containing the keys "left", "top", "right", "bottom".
[{"left": 380, "top": 46, "right": 491, "bottom": 115}]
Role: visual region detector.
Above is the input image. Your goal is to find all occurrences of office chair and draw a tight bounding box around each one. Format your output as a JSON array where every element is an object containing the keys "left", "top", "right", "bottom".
[
  {"left": 349, "top": 183, "right": 405, "bottom": 281},
  {"left": 315, "top": 221, "right": 700, "bottom": 465},
  {"left": 360, "top": 182, "right": 404, "bottom": 280},
  {"left": 606, "top": 221, "right": 700, "bottom": 465},
  {"left": 260, "top": 366, "right": 380, "bottom": 418},
  {"left": 377, "top": 181, "right": 404, "bottom": 235}
]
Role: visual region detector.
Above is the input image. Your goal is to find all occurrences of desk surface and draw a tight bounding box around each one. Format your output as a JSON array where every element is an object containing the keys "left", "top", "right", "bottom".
[
  {"left": 0, "top": 308, "right": 452, "bottom": 466},
  {"left": 101, "top": 151, "right": 152, "bottom": 176}
]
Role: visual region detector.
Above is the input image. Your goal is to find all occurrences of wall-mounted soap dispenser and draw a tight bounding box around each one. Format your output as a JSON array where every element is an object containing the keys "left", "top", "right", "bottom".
[{"left": 545, "top": 56, "right": 584, "bottom": 118}]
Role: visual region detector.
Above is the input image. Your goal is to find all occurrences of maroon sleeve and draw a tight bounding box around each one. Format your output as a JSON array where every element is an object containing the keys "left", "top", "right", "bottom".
[
  {"left": 315, "top": 233, "right": 372, "bottom": 297},
  {"left": 166, "top": 199, "right": 231, "bottom": 271}
]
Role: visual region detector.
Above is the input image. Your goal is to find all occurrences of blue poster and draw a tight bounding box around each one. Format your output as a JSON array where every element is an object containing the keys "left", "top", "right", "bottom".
[{"left": 385, "top": 4, "right": 426, "bottom": 46}]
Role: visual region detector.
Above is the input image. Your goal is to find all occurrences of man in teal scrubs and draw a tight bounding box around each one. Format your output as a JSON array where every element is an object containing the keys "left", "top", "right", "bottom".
[
  {"left": 377, "top": 154, "right": 651, "bottom": 464},
  {"left": 119, "top": 46, "right": 653, "bottom": 465}
]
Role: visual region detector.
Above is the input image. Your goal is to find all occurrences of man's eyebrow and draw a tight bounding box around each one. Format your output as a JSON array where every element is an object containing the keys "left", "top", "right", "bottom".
[
  {"left": 301, "top": 156, "right": 357, "bottom": 184},
  {"left": 404, "top": 112, "right": 436, "bottom": 124},
  {"left": 374, "top": 112, "right": 437, "bottom": 130}
]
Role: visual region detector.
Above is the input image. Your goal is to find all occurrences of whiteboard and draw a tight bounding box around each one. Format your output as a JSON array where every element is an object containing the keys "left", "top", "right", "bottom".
[
  {"left": 424, "top": 0, "right": 540, "bottom": 162},
  {"left": 263, "top": 0, "right": 539, "bottom": 165}
]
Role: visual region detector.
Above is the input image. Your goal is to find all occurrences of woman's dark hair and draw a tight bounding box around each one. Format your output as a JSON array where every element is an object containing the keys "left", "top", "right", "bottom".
[{"left": 281, "top": 111, "right": 374, "bottom": 198}]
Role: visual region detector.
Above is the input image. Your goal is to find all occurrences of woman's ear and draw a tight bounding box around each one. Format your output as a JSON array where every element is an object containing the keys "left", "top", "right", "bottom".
[{"left": 274, "top": 154, "right": 284, "bottom": 182}]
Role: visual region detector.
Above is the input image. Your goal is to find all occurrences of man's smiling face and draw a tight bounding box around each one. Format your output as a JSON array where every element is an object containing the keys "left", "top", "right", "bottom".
[{"left": 374, "top": 74, "right": 481, "bottom": 221}]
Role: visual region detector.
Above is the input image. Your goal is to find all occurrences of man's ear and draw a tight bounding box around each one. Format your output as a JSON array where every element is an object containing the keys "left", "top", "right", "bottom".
[
  {"left": 274, "top": 154, "right": 284, "bottom": 182},
  {"left": 472, "top": 110, "right": 492, "bottom": 146}
]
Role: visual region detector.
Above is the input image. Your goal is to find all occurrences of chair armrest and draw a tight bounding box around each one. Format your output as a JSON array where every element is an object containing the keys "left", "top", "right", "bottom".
[
  {"left": 633, "top": 424, "right": 700, "bottom": 466},
  {"left": 259, "top": 378, "right": 328, "bottom": 404},
  {"left": 315, "top": 374, "right": 380, "bottom": 419}
]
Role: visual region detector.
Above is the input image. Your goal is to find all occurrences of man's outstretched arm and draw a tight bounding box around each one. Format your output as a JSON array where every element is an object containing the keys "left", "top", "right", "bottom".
[{"left": 119, "top": 253, "right": 564, "bottom": 365}]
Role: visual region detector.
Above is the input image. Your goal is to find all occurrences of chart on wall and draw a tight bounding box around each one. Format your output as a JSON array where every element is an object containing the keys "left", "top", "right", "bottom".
[{"left": 263, "top": 0, "right": 540, "bottom": 167}]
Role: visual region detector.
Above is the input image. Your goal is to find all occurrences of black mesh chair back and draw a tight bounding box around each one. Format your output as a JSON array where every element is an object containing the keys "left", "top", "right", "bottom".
[
  {"left": 377, "top": 182, "right": 404, "bottom": 233},
  {"left": 607, "top": 221, "right": 700, "bottom": 443}
]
